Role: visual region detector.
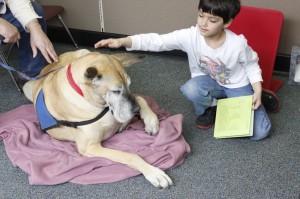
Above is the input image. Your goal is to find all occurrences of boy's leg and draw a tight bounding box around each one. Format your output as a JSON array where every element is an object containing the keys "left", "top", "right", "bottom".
[
  {"left": 180, "top": 75, "right": 226, "bottom": 129},
  {"left": 224, "top": 84, "right": 271, "bottom": 141},
  {"left": 250, "top": 105, "right": 271, "bottom": 141},
  {"left": 1, "top": 2, "right": 47, "bottom": 78}
]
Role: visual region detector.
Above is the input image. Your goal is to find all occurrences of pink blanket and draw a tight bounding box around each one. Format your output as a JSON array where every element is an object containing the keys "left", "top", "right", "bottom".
[{"left": 0, "top": 96, "right": 190, "bottom": 185}]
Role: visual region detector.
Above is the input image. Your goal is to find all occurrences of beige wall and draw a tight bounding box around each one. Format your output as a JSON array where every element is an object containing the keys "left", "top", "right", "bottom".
[
  {"left": 39, "top": 0, "right": 300, "bottom": 55},
  {"left": 102, "top": 0, "right": 198, "bottom": 34},
  {"left": 38, "top": 0, "right": 101, "bottom": 31}
]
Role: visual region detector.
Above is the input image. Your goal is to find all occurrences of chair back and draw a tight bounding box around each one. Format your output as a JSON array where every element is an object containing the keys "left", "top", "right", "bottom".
[{"left": 228, "top": 6, "right": 284, "bottom": 91}]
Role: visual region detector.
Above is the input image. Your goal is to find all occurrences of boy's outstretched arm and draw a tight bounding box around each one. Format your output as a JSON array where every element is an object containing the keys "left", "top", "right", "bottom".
[{"left": 94, "top": 37, "right": 132, "bottom": 49}]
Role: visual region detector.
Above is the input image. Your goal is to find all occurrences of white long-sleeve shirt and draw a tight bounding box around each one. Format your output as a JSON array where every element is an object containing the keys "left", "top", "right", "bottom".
[
  {"left": 127, "top": 25, "right": 263, "bottom": 89},
  {"left": 1, "top": 0, "right": 41, "bottom": 30}
]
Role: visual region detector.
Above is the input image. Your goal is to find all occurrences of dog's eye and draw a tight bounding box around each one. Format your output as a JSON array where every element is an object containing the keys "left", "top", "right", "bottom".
[
  {"left": 112, "top": 90, "right": 121, "bottom": 94},
  {"left": 85, "top": 67, "right": 100, "bottom": 79}
]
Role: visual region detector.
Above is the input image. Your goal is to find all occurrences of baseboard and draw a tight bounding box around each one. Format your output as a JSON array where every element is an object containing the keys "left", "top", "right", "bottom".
[
  {"left": 47, "top": 26, "right": 291, "bottom": 72},
  {"left": 274, "top": 53, "right": 290, "bottom": 72}
]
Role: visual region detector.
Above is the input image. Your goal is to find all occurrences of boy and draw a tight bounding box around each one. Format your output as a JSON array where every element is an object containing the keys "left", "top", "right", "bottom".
[{"left": 94, "top": 0, "right": 279, "bottom": 141}]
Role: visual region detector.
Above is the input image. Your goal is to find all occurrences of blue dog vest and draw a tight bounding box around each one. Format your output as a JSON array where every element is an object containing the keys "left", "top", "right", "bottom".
[
  {"left": 35, "top": 89, "right": 110, "bottom": 132},
  {"left": 36, "top": 89, "right": 60, "bottom": 131}
]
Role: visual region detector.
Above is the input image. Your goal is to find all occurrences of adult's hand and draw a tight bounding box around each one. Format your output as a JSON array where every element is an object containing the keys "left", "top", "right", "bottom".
[
  {"left": 26, "top": 19, "right": 58, "bottom": 63},
  {"left": 0, "top": 18, "right": 20, "bottom": 43}
]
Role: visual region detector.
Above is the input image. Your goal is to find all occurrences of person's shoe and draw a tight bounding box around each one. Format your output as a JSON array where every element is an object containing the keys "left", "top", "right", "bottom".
[
  {"left": 261, "top": 89, "right": 280, "bottom": 113},
  {"left": 196, "top": 106, "right": 217, "bottom": 129}
]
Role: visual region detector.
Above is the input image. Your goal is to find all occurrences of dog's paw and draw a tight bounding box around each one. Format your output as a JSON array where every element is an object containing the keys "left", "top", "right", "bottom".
[
  {"left": 144, "top": 166, "right": 173, "bottom": 189},
  {"left": 144, "top": 113, "right": 159, "bottom": 135}
]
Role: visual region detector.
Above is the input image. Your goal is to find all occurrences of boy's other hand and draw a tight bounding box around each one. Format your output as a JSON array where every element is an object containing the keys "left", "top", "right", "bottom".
[
  {"left": 252, "top": 93, "right": 262, "bottom": 110},
  {"left": 251, "top": 81, "right": 262, "bottom": 110}
]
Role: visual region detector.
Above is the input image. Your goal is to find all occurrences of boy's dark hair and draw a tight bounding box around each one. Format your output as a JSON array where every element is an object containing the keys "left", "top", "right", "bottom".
[{"left": 198, "top": 0, "right": 240, "bottom": 24}]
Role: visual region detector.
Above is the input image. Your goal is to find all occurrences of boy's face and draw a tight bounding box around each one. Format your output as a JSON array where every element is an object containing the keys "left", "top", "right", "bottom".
[{"left": 197, "top": 10, "right": 231, "bottom": 37}]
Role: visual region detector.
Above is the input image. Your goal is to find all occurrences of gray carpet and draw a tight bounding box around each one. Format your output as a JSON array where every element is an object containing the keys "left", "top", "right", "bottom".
[{"left": 0, "top": 43, "right": 299, "bottom": 199}]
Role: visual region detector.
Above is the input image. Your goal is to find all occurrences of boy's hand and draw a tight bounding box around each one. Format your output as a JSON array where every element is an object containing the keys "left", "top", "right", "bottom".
[
  {"left": 94, "top": 37, "right": 132, "bottom": 49},
  {"left": 252, "top": 92, "right": 262, "bottom": 110},
  {"left": 251, "top": 81, "right": 262, "bottom": 110},
  {"left": 94, "top": 38, "right": 121, "bottom": 48}
]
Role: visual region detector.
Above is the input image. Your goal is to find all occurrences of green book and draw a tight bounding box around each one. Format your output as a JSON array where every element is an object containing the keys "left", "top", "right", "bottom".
[{"left": 214, "top": 95, "right": 254, "bottom": 139}]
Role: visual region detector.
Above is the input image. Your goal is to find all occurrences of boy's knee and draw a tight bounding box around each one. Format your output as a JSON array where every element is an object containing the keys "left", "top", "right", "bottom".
[
  {"left": 251, "top": 132, "right": 269, "bottom": 141},
  {"left": 180, "top": 84, "right": 188, "bottom": 96},
  {"left": 251, "top": 121, "right": 271, "bottom": 141},
  {"left": 180, "top": 83, "right": 196, "bottom": 100}
]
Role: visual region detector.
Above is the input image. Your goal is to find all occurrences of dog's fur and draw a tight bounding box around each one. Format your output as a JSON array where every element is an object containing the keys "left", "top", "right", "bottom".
[{"left": 23, "top": 49, "right": 173, "bottom": 188}]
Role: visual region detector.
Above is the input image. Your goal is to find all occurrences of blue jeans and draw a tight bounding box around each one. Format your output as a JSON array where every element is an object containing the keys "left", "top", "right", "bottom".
[
  {"left": 180, "top": 75, "right": 271, "bottom": 141},
  {"left": 0, "top": 1, "right": 47, "bottom": 77}
]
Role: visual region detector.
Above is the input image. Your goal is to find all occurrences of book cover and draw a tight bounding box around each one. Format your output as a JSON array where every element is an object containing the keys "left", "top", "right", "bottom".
[{"left": 214, "top": 95, "right": 254, "bottom": 139}]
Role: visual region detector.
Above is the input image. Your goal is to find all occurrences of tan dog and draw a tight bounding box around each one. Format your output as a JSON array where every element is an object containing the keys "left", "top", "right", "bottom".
[{"left": 23, "top": 49, "right": 173, "bottom": 188}]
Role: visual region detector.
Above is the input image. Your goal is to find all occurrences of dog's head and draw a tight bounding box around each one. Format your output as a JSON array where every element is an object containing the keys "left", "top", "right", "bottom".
[{"left": 70, "top": 51, "right": 145, "bottom": 123}]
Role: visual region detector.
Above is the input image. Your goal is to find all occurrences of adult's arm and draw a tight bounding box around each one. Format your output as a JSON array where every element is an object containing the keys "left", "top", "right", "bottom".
[
  {"left": 6, "top": 0, "right": 58, "bottom": 63},
  {"left": 6, "top": 0, "right": 41, "bottom": 31}
]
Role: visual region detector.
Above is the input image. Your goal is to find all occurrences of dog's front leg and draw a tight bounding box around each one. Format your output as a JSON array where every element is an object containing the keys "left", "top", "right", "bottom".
[
  {"left": 134, "top": 96, "right": 159, "bottom": 135},
  {"left": 79, "top": 142, "right": 173, "bottom": 188}
]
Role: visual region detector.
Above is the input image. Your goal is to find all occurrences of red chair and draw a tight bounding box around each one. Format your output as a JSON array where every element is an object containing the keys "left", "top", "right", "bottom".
[
  {"left": 228, "top": 6, "right": 284, "bottom": 92},
  {"left": 42, "top": 5, "right": 78, "bottom": 48}
]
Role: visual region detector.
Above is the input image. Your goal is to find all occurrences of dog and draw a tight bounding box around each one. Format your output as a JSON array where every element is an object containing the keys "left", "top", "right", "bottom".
[{"left": 23, "top": 49, "right": 173, "bottom": 188}]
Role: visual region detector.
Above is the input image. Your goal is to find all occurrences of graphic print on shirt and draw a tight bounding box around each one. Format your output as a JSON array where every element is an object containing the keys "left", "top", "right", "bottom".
[{"left": 199, "top": 56, "right": 231, "bottom": 84}]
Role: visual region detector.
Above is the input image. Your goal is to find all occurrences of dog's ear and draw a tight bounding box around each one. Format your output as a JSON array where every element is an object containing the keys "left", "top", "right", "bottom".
[
  {"left": 85, "top": 67, "right": 102, "bottom": 80},
  {"left": 112, "top": 53, "right": 146, "bottom": 67}
]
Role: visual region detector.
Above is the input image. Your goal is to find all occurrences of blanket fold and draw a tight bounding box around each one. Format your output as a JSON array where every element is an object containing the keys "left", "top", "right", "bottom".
[{"left": 0, "top": 96, "right": 190, "bottom": 185}]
